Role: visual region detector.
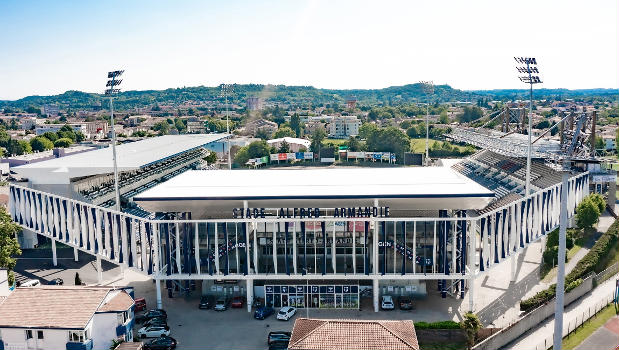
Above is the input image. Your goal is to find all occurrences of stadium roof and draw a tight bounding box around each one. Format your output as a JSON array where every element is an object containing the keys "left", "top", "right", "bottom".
[
  {"left": 134, "top": 167, "right": 495, "bottom": 216},
  {"left": 13, "top": 134, "right": 229, "bottom": 184}
]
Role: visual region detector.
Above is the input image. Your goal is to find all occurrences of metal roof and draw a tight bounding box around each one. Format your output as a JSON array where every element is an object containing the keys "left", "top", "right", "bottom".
[
  {"left": 13, "top": 134, "right": 229, "bottom": 184},
  {"left": 134, "top": 167, "right": 495, "bottom": 215}
]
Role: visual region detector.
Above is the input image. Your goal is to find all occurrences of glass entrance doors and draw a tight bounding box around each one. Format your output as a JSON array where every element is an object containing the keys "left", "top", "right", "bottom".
[{"left": 264, "top": 284, "right": 359, "bottom": 309}]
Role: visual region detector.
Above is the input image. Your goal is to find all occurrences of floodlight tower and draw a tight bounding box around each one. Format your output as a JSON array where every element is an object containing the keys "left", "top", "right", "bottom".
[
  {"left": 420, "top": 81, "right": 434, "bottom": 166},
  {"left": 514, "top": 57, "right": 542, "bottom": 195},
  {"left": 105, "top": 70, "right": 124, "bottom": 211},
  {"left": 221, "top": 84, "right": 233, "bottom": 170}
]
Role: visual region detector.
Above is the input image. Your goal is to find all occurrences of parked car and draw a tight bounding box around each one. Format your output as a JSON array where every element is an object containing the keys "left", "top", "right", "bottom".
[
  {"left": 20, "top": 279, "right": 40, "bottom": 287},
  {"left": 381, "top": 295, "right": 395, "bottom": 310},
  {"left": 253, "top": 297, "right": 264, "bottom": 308},
  {"left": 254, "top": 306, "right": 275, "bottom": 320},
  {"left": 230, "top": 296, "right": 244, "bottom": 308},
  {"left": 136, "top": 309, "right": 168, "bottom": 324},
  {"left": 268, "top": 341, "right": 289, "bottom": 350},
  {"left": 277, "top": 306, "right": 297, "bottom": 321},
  {"left": 144, "top": 336, "right": 177, "bottom": 350},
  {"left": 137, "top": 325, "right": 170, "bottom": 338},
  {"left": 398, "top": 296, "right": 414, "bottom": 310},
  {"left": 134, "top": 297, "right": 147, "bottom": 311},
  {"left": 143, "top": 317, "right": 167, "bottom": 328},
  {"left": 47, "top": 278, "right": 63, "bottom": 285},
  {"left": 268, "top": 331, "right": 291, "bottom": 345},
  {"left": 199, "top": 295, "right": 214, "bottom": 309},
  {"left": 213, "top": 297, "right": 229, "bottom": 311}
]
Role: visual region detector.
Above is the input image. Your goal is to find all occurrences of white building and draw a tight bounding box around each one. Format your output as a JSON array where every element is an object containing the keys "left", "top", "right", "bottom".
[
  {"left": 267, "top": 137, "right": 311, "bottom": 152},
  {"left": 0, "top": 278, "right": 135, "bottom": 350},
  {"left": 328, "top": 116, "right": 361, "bottom": 138},
  {"left": 35, "top": 124, "right": 85, "bottom": 136}
]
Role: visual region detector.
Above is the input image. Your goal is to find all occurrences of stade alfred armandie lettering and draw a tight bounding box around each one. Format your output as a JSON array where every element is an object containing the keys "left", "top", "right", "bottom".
[{"left": 232, "top": 206, "right": 390, "bottom": 219}]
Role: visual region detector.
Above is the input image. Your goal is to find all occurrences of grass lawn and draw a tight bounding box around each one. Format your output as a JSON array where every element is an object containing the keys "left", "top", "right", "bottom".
[
  {"left": 419, "top": 342, "right": 468, "bottom": 350},
  {"left": 324, "top": 138, "right": 348, "bottom": 146},
  {"left": 562, "top": 304, "right": 618, "bottom": 350},
  {"left": 409, "top": 138, "right": 472, "bottom": 153}
]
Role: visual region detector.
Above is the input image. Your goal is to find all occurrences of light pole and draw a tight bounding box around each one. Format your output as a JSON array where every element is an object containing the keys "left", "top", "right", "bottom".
[
  {"left": 420, "top": 81, "right": 434, "bottom": 166},
  {"left": 105, "top": 70, "right": 124, "bottom": 211},
  {"left": 221, "top": 84, "right": 233, "bottom": 170},
  {"left": 514, "top": 57, "right": 542, "bottom": 195}
]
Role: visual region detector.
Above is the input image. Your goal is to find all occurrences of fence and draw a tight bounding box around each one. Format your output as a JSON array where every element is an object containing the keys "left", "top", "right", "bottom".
[
  {"left": 594, "top": 262, "right": 619, "bottom": 286},
  {"left": 531, "top": 291, "right": 616, "bottom": 350}
]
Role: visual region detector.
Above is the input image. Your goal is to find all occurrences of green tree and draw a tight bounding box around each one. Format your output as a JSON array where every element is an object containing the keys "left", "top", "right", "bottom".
[
  {"left": 42, "top": 131, "right": 58, "bottom": 142},
  {"left": 461, "top": 312, "right": 482, "bottom": 348},
  {"left": 153, "top": 121, "right": 170, "bottom": 135},
  {"left": 255, "top": 128, "right": 272, "bottom": 140},
  {"left": 0, "top": 128, "right": 10, "bottom": 147},
  {"left": 359, "top": 122, "right": 378, "bottom": 139},
  {"left": 75, "top": 132, "right": 86, "bottom": 142},
  {"left": 458, "top": 106, "right": 484, "bottom": 123},
  {"left": 204, "top": 151, "right": 217, "bottom": 164},
  {"left": 575, "top": 198, "right": 600, "bottom": 229},
  {"left": 399, "top": 120, "right": 412, "bottom": 129},
  {"left": 273, "top": 126, "right": 296, "bottom": 139},
  {"left": 588, "top": 193, "right": 606, "bottom": 213},
  {"left": 366, "top": 126, "right": 410, "bottom": 162},
  {"left": 439, "top": 110, "right": 449, "bottom": 124},
  {"left": 0, "top": 207, "right": 22, "bottom": 286},
  {"left": 278, "top": 140, "right": 290, "bottom": 153},
  {"left": 406, "top": 125, "right": 420, "bottom": 138},
  {"left": 290, "top": 114, "right": 302, "bottom": 137},
  {"left": 18, "top": 140, "right": 32, "bottom": 154},
  {"left": 30, "top": 136, "right": 54, "bottom": 152},
  {"left": 174, "top": 118, "right": 186, "bottom": 132},
  {"left": 345, "top": 136, "right": 362, "bottom": 151},
  {"left": 234, "top": 140, "right": 271, "bottom": 166},
  {"left": 310, "top": 128, "right": 326, "bottom": 153},
  {"left": 54, "top": 138, "right": 73, "bottom": 148}
]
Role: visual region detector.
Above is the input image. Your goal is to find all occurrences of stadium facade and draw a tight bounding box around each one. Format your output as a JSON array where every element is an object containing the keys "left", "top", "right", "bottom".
[{"left": 8, "top": 135, "right": 593, "bottom": 312}]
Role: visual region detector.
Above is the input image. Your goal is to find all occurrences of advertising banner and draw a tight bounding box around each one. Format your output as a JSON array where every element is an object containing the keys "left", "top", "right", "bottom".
[
  {"left": 320, "top": 157, "right": 335, "bottom": 163},
  {"left": 303, "top": 152, "right": 313, "bottom": 160},
  {"left": 295, "top": 152, "right": 304, "bottom": 160},
  {"left": 261, "top": 156, "right": 269, "bottom": 164},
  {"left": 287, "top": 153, "right": 296, "bottom": 160},
  {"left": 270, "top": 154, "right": 279, "bottom": 161},
  {"left": 278, "top": 153, "right": 287, "bottom": 161}
]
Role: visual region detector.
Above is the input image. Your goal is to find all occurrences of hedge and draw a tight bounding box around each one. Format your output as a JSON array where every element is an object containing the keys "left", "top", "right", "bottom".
[
  {"left": 520, "top": 218, "right": 619, "bottom": 312},
  {"left": 414, "top": 320, "right": 462, "bottom": 329}
]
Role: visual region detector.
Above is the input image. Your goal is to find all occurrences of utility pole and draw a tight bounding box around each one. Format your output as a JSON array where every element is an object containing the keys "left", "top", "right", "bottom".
[
  {"left": 105, "top": 70, "right": 124, "bottom": 211},
  {"left": 221, "top": 84, "right": 233, "bottom": 170},
  {"left": 420, "top": 81, "right": 434, "bottom": 166}
]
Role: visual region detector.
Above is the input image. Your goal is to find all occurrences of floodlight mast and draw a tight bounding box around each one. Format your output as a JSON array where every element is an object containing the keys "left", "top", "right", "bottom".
[
  {"left": 221, "top": 84, "right": 233, "bottom": 170},
  {"left": 514, "top": 57, "right": 542, "bottom": 196},
  {"left": 420, "top": 81, "right": 434, "bottom": 166},
  {"left": 105, "top": 70, "right": 124, "bottom": 212}
]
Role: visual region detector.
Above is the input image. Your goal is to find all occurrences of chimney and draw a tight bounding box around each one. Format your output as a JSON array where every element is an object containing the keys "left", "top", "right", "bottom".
[{"left": 0, "top": 269, "right": 10, "bottom": 297}]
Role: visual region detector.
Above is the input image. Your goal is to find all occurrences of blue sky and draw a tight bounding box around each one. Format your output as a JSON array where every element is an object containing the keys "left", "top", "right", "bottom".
[{"left": 1, "top": 0, "right": 617, "bottom": 100}]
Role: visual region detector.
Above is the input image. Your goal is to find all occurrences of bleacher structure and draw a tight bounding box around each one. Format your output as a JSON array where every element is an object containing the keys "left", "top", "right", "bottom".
[{"left": 74, "top": 147, "right": 211, "bottom": 212}]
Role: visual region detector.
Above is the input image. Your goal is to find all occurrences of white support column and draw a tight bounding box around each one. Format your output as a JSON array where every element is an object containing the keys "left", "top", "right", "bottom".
[
  {"left": 272, "top": 224, "right": 277, "bottom": 274},
  {"left": 246, "top": 278, "right": 254, "bottom": 313},
  {"left": 332, "top": 223, "right": 336, "bottom": 273},
  {"left": 352, "top": 223, "right": 356, "bottom": 273},
  {"left": 155, "top": 277, "right": 162, "bottom": 309},
  {"left": 293, "top": 222, "right": 297, "bottom": 275},
  {"left": 253, "top": 222, "right": 258, "bottom": 274},
  {"left": 73, "top": 247, "right": 78, "bottom": 262},
  {"left": 412, "top": 222, "right": 416, "bottom": 274},
  {"left": 510, "top": 253, "right": 517, "bottom": 282},
  {"left": 373, "top": 199, "right": 379, "bottom": 276},
  {"left": 373, "top": 278, "right": 379, "bottom": 313},
  {"left": 97, "top": 255, "right": 103, "bottom": 284},
  {"left": 214, "top": 224, "right": 220, "bottom": 274},
  {"left": 51, "top": 239, "right": 57, "bottom": 267},
  {"left": 468, "top": 220, "right": 477, "bottom": 312}
]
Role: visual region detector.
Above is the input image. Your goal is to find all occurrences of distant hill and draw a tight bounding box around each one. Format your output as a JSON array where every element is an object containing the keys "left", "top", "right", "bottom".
[{"left": 1, "top": 84, "right": 616, "bottom": 111}]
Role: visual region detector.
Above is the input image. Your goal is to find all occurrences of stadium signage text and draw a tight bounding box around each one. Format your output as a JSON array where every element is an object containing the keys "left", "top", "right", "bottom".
[{"left": 232, "top": 206, "right": 390, "bottom": 219}]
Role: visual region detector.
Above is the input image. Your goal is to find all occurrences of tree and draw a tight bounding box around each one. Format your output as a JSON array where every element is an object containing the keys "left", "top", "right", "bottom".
[
  {"left": 273, "top": 126, "right": 296, "bottom": 139},
  {"left": 255, "top": 128, "right": 271, "bottom": 140},
  {"left": 588, "top": 193, "right": 606, "bottom": 213},
  {"left": 18, "top": 140, "right": 32, "bottom": 154},
  {"left": 346, "top": 136, "right": 362, "bottom": 151},
  {"left": 406, "top": 125, "right": 420, "bottom": 138},
  {"left": 359, "top": 122, "right": 378, "bottom": 139},
  {"left": 310, "top": 128, "right": 326, "bottom": 153},
  {"left": 153, "top": 121, "right": 170, "bottom": 135},
  {"left": 278, "top": 140, "right": 290, "bottom": 153},
  {"left": 74, "top": 272, "right": 82, "bottom": 285},
  {"left": 439, "top": 110, "right": 449, "bottom": 124},
  {"left": 174, "top": 118, "right": 186, "bottom": 132},
  {"left": 30, "top": 136, "right": 54, "bottom": 152},
  {"left": 54, "top": 138, "right": 73, "bottom": 148},
  {"left": 75, "top": 132, "right": 85, "bottom": 142},
  {"left": 575, "top": 197, "right": 600, "bottom": 229},
  {"left": 399, "top": 120, "right": 411, "bottom": 129},
  {"left": 42, "top": 131, "right": 58, "bottom": 142},
  {"left": 0, "top": 207, "right": 21, "bottom": 286},
  {"left": 234, "top": 140, "right": 271, "bottom": 166},
  {"left": 366, "top": 126, "right": 410, "bottom": 162},
  {"left": 458, "top": 106, "right": 484, "bottom": 123},
  {"left": 204, "top": 151, "right": 217, "bottom": 164},
  {"left": 0, "top": 128, "right": 10, "bottom": 147},
  {"left": 290, "top": 114, "right": 302, "bottom": 137},
  {"left": 461, "top": 312, "right": 482, "bottom": 348}
]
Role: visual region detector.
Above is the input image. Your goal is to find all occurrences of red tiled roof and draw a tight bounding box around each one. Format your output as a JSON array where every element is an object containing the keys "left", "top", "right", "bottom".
[
  {"left": 98, "top": 290, "right": 134, "bottom": 312},
  {"left": 288, "top": 318, "right": 419, "bottom": 350}
]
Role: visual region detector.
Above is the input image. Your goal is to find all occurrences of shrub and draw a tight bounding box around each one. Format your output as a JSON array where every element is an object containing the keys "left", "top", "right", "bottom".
[
  {"left": 414, "top": 320, "right": 462, "bottom": 329},
  {"left": 589, "top": 193, "right": 606, "bottom": 213},
  {"left": 575, "top": 198, "right": 600, "bottom": 229},
  {"left": 520, "top": 279, "right": 583, "bottom": 312},
  {"left": 54, "top": 137, "right": 73, "bottom": 148}
]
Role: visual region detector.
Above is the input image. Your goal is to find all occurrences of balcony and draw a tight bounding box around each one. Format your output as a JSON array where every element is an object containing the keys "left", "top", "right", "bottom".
[
  {"left": 66, "top": 339, "right": 93, "bottom": 350},
  {"left": 116, "top": 324, "right": 127, "bottom": 337}
]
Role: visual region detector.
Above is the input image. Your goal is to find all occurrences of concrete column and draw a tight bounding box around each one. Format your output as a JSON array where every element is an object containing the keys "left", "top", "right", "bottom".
[
  {"left": 373, "top": 278, "right": 379, "bottom": 312},
  {"left": 96, "top": 256, "right": 103, "bottom": 284},
  {"left": 510, "top": 253, "right": 517, "bottom": 282},
  {"left": 468, "top": 278, "right": 474, "bottom": 312},
  {"left": 155, "top": 278, "right": 162, "bottom": 309},
  {"left": 540, "top": 235, "right": 546, "bottom": 253},
  {"left": 246, "top": 279, "right": 253, "bottom": 313},
  {"left": 51, "top": 239, "right": 57, "bottom": 267},
  {"left": 73, "top": 247, "right": 78, "bottom": 262}
]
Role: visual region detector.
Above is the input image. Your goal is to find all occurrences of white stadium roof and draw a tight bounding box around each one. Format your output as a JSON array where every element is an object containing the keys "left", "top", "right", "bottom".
[
  {"left": 134, "top": 167, "right": 495, "bottom": 216},
  {"left": 13, "top": 134, "right": 229, "bottom": 184}
]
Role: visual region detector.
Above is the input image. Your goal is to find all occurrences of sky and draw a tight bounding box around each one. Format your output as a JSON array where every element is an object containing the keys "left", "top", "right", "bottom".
[{"left": 0, "top": 0, "right": 617, "bottom": 100}]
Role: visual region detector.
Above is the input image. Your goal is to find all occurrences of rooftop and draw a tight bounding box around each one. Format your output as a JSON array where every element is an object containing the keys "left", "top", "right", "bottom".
[
  {"left": 12, "top": 134, "right": 229, "bottom": 184},
  {"left": 134, "top": 167, "right": 494, "bottom": 215},
  {"left": 288, "top": 318, "right": 419, "bottom": 350},
  {"left": 0, "top": 287, "right": 133, "bottom": 329}
]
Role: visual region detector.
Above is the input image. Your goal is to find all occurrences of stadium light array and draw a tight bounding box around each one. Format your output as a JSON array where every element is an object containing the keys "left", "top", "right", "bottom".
[
  {"left": 419, "top": 81, "right": 434, "bottom": 166},
  {"left": 221, "top": 84, "right": 233, "bottom": 170},
  {"left": 104, "top": 70, "right": 124, "bottom": 212}
]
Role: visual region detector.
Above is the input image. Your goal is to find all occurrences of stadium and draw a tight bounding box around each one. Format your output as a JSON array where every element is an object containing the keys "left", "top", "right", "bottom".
[{"left": 8, "top": 113, "right": 615, "bottom": 313}]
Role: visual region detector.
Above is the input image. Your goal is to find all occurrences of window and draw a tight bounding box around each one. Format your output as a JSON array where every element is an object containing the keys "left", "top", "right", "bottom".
[
  {"left": 26, "top": 330, "right": 33, "bottom": 340},
  {"left": 68, "top": 330, "right": 89, "bottom": 343},
  {"left": 117, "top": 311, "right": 128, "bottom": 325},
  {"left": 37, "top": 331, "right": 44, "bottom": 339}
]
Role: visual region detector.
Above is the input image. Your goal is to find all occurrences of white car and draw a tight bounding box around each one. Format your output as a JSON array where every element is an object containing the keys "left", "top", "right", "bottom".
[
  {"left": 277, "top": 306, "right": 297, "bottom": 321},
  {"left": 381, "top": 295, "right": 394, "bottom": 310},
  {"left": 137, "top": 325, "right": 170, "bottom": 338},
  {"left": 21, "top": 279, "right": 40, "bottom": 287}
]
